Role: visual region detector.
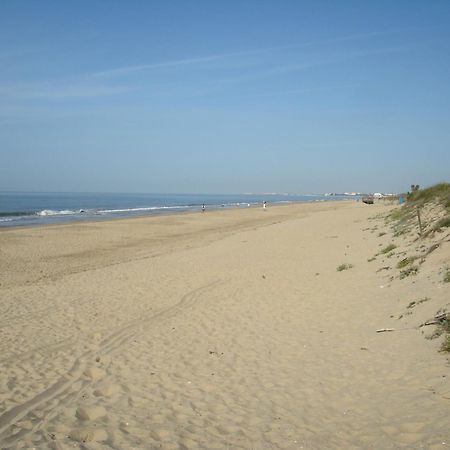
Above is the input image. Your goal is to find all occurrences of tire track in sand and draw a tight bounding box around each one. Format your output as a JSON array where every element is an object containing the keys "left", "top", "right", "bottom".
[{"left": 0, "top": 280, "right": 221, "bottom": 446}]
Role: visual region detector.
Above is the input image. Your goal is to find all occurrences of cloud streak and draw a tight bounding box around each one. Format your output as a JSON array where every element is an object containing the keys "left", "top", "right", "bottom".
[
  {"left": 0, "top": 29, "right": 434, "bottom": 103},
  {"left": 204, "top": 44, "right": 410, "bottom": 89},
  {"left": 92, "top": 28, "right": 415, "bottom": 78},
  {"left": 0, "top": 81, "right": 136, "bottom": 100}
]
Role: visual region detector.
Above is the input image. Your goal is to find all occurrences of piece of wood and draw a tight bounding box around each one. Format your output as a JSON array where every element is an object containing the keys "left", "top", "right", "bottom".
[
  {"left": 376, "top": 328, "right": 395, "bottom": 333},
  {"left": 419, "top": 313, "right": 449, "bottom": 327},
  {"left": 420, "top": 320, "right": 440, "bottom": 327},
  {"left": 417, "top": 206, "right": 423, "bottom": 236}
]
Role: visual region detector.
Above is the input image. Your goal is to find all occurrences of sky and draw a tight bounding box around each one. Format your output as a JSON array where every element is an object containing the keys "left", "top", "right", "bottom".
[{"left": 1, "top": 0, "right": 450, "bottom": 194}]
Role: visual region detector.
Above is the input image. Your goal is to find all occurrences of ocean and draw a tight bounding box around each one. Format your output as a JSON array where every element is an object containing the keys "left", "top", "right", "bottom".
[{"left": 0, "top": 192, "right": 350, "bottom": 228}]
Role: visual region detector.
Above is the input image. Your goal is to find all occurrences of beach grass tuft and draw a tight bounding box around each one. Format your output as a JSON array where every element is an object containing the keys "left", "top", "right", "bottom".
[
  {"left": 444, "top": 270, "right": 450, "bottom": 283},
  {"left": 438, "top": 315, "right": 450, "bottom": 352},
  {"left": 399, "top": 265, "right": 418, "bottom": 279},
  {"left": 396, "top": 257, "right": 416, "bottom": 269},
  {"left": 435, "top": 216, "right": 450, "bottom": 231},
  {"left": 440, "top": 335, "right": 450, "bottom": 352},
  {"left": 337, "top": 263, "right": 354, "bottom": 272},
  {"left": 380, "top": 244, "right": 396, "bottom": 254}
]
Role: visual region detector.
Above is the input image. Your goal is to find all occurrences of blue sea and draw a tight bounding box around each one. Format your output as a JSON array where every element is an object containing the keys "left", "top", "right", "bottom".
[{"left": 0, "top": 192, "right": 351, "bottom": 228}]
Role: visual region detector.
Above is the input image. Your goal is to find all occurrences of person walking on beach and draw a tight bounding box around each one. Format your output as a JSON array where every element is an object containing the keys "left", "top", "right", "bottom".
[
  {"left": 263, "top": 201, "right": 267, "bottom": 210},
  {"left": 202, "top": 204, "right": 205, "bottom": 212}
]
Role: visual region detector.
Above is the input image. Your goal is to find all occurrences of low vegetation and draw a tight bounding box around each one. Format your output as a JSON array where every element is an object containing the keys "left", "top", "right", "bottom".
[
  {"left": 436, "top": 315, "right": 450, "bottom": 352},
  {"left": 389, "top": 186, "right": 447, "bottom": 235},
  {"left": 406, "top": 183, "right": 450, "bottom": 208},
  {"left": 396, "top": 257, "right": 416, "bottom": 269},
  {"left": 435, "top": 216, "right": 450, "bottom": 232},
  {"left": 444, "top": 270, "right": 450, "bottom": 283},
  {"left": 337, "top": 263, "right": 354, "bottom": 272},
  {"left": 380, "top": 244, "right": 396, "bottom": 254},
  {"left": 441, "top": 336, "right": 450, "bottom": 352},
  {"left": 384, "top": 183, "right": 450, "bottom": 355},
  {"left": 386, "top": 207, "right": 415, "bottom": 236},
  {"left": 399, "top": 265, "right": 419, "bottom": 279}
]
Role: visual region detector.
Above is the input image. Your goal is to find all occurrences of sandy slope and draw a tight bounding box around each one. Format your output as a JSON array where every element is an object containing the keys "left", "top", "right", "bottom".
[{"left": 0, "top": 201, "right": 449, "bottom": 449}]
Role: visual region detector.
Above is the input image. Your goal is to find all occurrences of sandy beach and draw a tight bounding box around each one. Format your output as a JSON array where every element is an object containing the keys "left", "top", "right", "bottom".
[{"left": 1, "top": 200, "right": 450, "bottom": 449}]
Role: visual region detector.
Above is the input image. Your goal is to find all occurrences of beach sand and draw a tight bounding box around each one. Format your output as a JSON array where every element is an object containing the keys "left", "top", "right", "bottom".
[{"left": 1, "top": 201, "right": 449, "bottom": 449}]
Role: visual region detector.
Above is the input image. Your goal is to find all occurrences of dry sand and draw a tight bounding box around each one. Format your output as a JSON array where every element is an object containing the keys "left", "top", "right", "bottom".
[{"left": 1, "top": 200, "right": 449, "bottom": 449}]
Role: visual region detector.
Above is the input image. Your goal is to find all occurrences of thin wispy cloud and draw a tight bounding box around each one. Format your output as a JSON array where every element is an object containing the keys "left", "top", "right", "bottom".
[
  {"left": 249, "top": 84, "right": 361, "bottom": 99},
  {"left": 0, "top": 30, "right": 436, "bottom": 104},
  {"left": 0, "top": 81, "right": 136, "bottom": 100},
  {"left": 207, "top": 44, "right": 410, "bottom": 88},
  {"left": 92, "top": 28, "right": 417, "bottom": 78}
]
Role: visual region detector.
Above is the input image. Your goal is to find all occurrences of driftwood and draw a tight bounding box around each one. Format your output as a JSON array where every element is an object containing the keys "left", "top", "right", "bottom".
[
  {"left": 420, "top": 312, "right": 449, "bottom": 327},
  {"left": 376, "top": 328, "right": 395, "bottom": 333}
]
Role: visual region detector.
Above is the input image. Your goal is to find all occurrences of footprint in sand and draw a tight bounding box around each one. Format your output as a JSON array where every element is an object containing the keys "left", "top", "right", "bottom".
[
  {"left": 93, "top": 383, "right": 121, "bottom": 398},
  {"left": 69, "top": 427, "right": 108, "bottom": 443},
  {"left": 83, "top": 366, "right": 105, "bottom": 381},
  {"left": 76, "top": 405, "right": 107, "bottom": 421}
]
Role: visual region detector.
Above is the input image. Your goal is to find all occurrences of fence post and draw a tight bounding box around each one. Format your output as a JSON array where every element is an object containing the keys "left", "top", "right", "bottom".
[{"left": 417, "top": 206, "right": 423, "bottom": 237}]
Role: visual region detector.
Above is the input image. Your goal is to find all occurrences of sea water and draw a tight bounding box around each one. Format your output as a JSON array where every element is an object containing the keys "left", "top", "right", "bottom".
[{"left": 0, "top": 192, "right": 350, "bottom": 228}]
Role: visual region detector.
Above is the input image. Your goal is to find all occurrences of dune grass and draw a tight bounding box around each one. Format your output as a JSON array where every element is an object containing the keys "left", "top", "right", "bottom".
[
  {"left": 407, "top": 183, "right": 450, "bottom": 209},
  {"left": 387, "top": 183, "right": 450, "bottom": 237},
  {"left": 399, "top": 265, "right": 419, "bottom": 279},
  {"left": 435, "top": 216, "right": 450, "bottom": 231},
  {"left": 337, "top": 263, "right": 354, "bottom": 272},
  {"left": 396, "top": 257, "right": 416, "bottom": 269},
  {"left": 444, "top": 270, "right": 450, "bottom": 283},
  {"left": 380, "top": 244, "right": 396, "bottom": 254}
]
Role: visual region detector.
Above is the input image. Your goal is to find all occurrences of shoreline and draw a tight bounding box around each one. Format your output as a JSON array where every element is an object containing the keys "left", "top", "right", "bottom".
[{"left": 0, "top": 194, "right": 357, "bottom": 230}]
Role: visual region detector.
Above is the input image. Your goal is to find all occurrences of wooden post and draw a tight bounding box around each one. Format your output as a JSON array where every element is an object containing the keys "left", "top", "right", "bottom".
[{"left": 417, "top": 206, "right": 423, "bottom": 236}]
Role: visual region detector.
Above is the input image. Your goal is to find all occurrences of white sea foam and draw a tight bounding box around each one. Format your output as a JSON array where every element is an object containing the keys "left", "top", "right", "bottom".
[
  {"left": 37, "top": 209, "right": 78, "bottom": 216},
  {"left": 99, "top": 206, "right": 187, "bottom": 214}
]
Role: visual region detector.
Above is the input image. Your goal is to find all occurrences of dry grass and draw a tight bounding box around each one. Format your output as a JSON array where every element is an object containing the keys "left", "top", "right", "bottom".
[{"left": 407, "top": 183, "right": 450, "bottom": 209}]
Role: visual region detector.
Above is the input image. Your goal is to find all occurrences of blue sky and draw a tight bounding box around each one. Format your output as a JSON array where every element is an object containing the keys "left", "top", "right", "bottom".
[{"left": 1, "top": 1, "right": 449, "bottom": 194}]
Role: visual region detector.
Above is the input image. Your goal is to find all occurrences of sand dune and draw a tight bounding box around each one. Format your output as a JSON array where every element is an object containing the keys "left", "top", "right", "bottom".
[{"left": 1, "top": 201, "right": 449, "bottom": 449}]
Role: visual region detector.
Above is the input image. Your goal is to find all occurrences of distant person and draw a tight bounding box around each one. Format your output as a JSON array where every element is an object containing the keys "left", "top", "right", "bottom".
[
  {"left": 202, "top": 204, "right": 205, "bottom": 212},
  {"left": 263, "top": 201, "right": 267, "bottom": 210}
]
